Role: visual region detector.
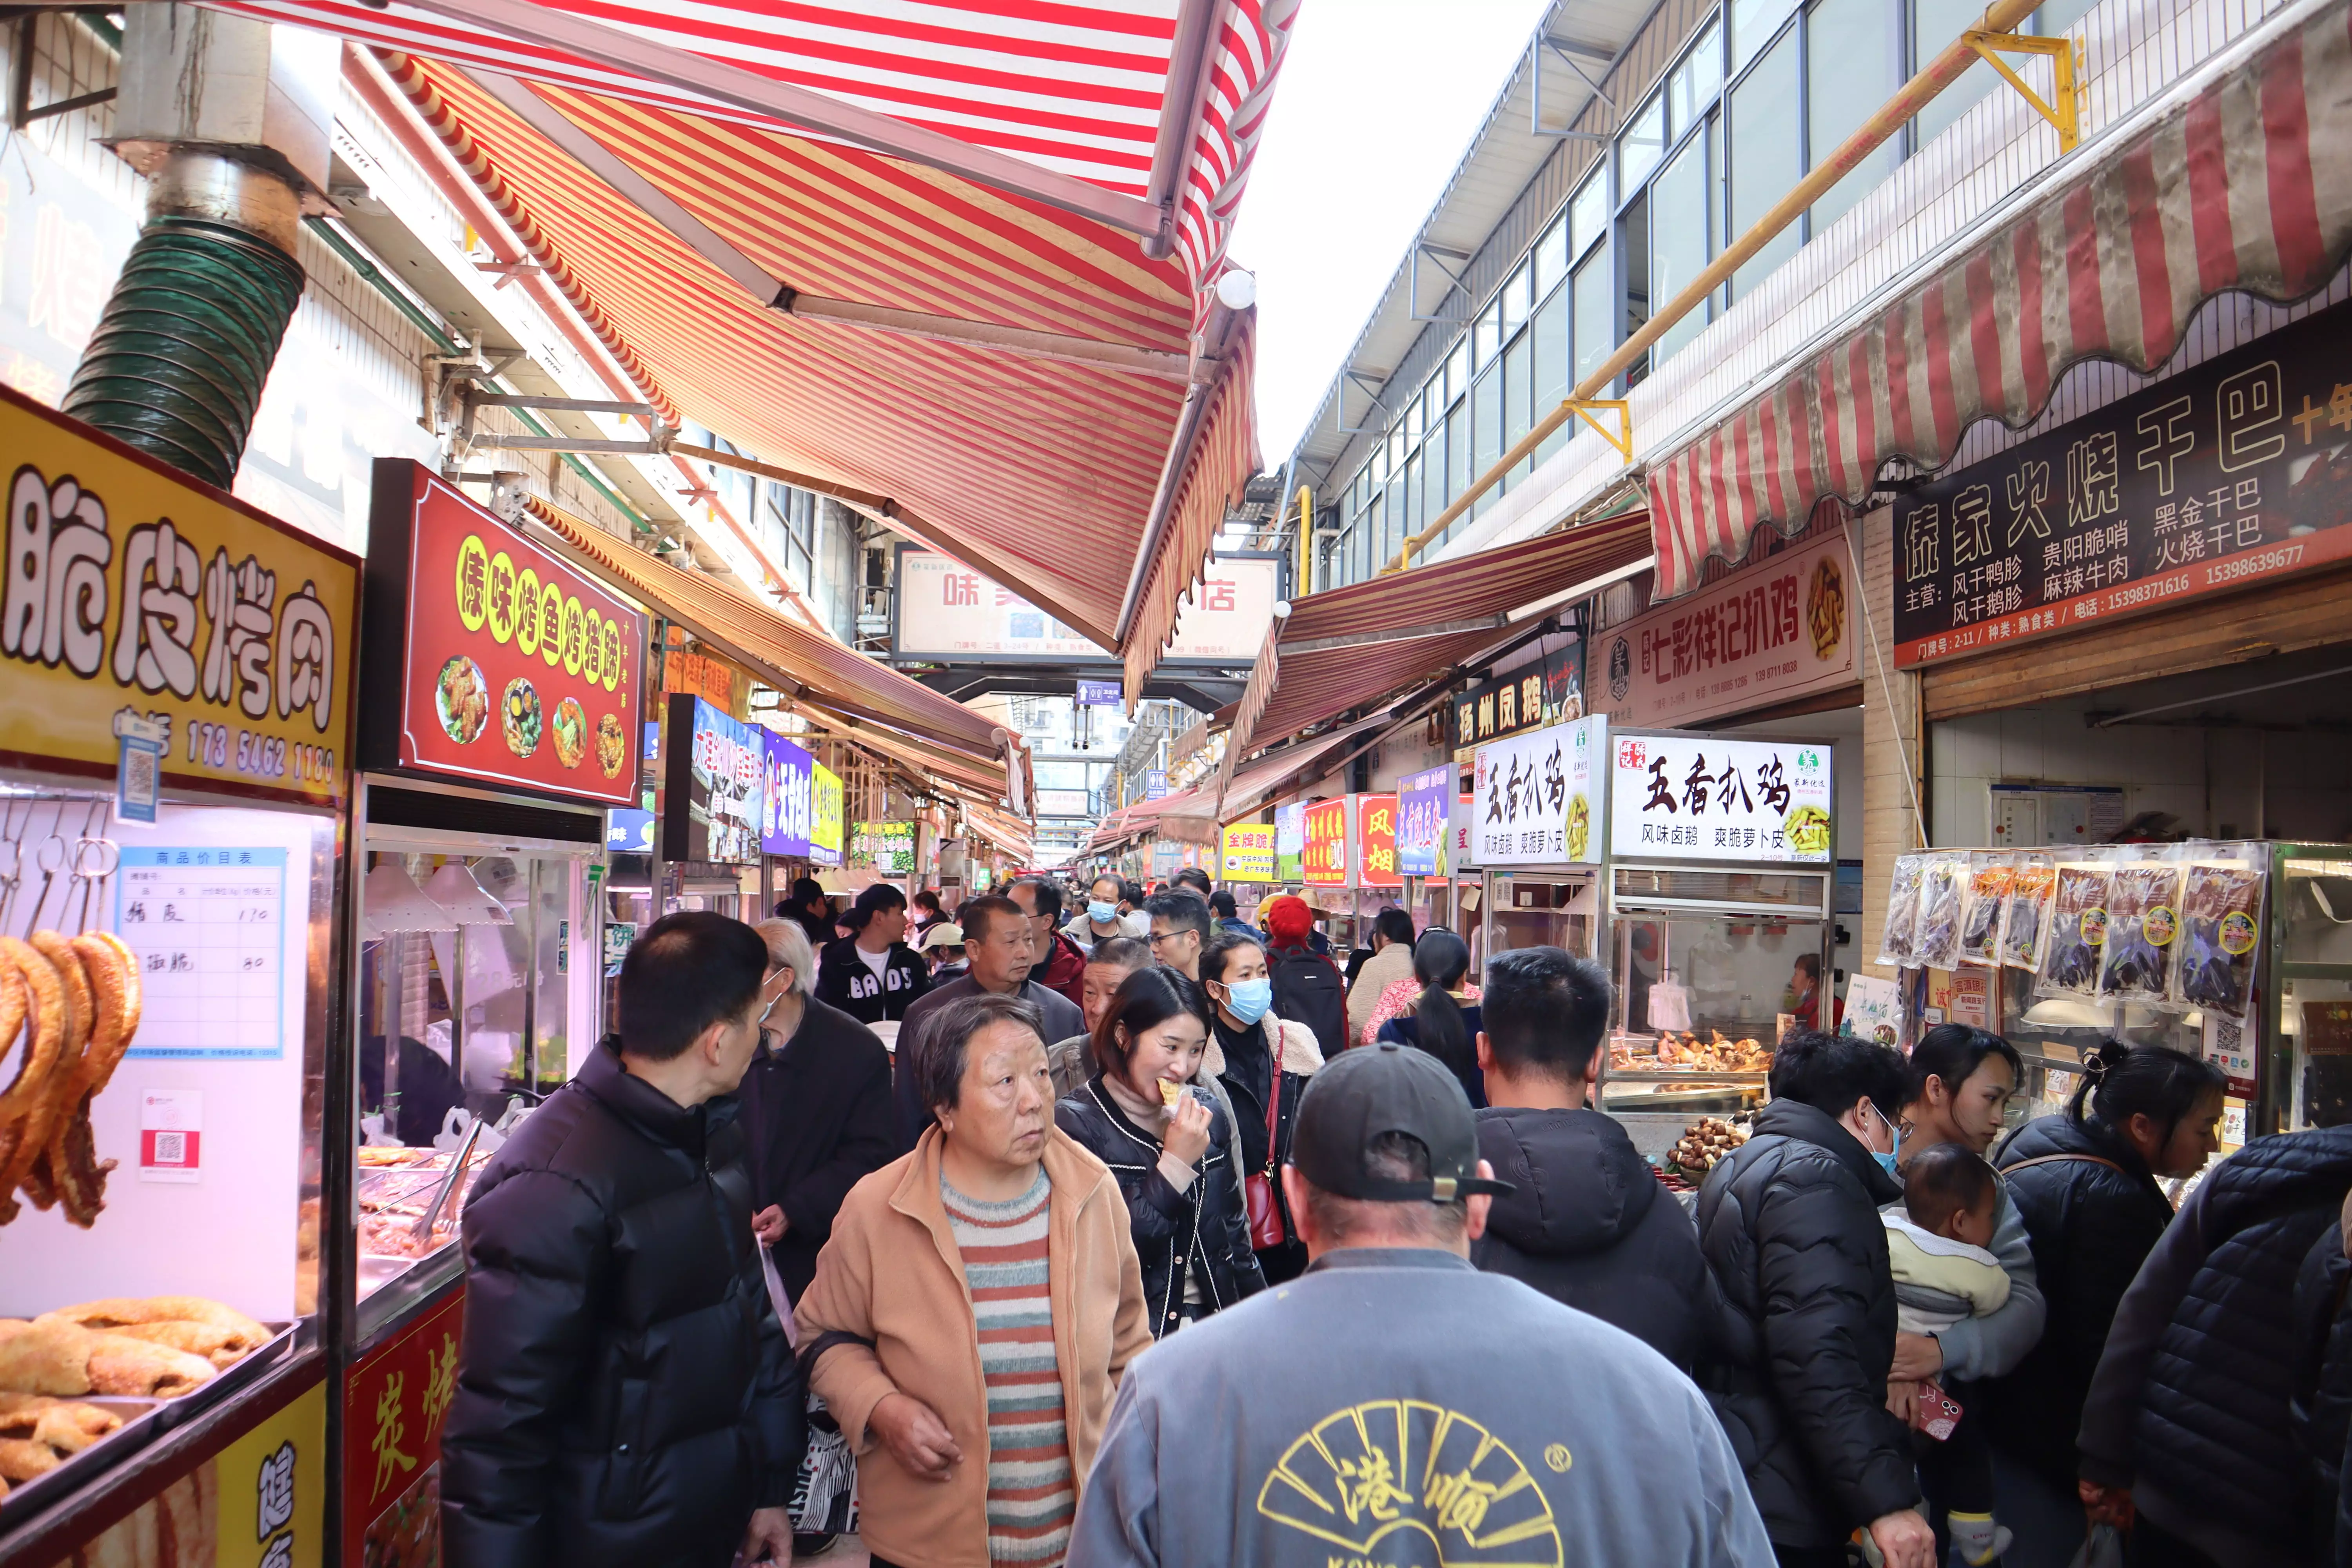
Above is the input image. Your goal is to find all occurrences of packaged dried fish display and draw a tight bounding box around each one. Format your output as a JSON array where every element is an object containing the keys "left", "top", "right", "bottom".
[
  {"left": 2001, "top": 858, "right": 2056, "bottom": 971},
  {"left": 1913, "top": 856, "right": 1971, "bottom": 971},
  {"left": 1956, "top": 855, "right": 2015, "bottom": 967},
  {"left": 2172, "top": 857, "right": 2263, "bottom": 1015},
  {"left": 1879, "top": 854, "right": 1928, "bottom": 968},
  {"left": 2039, "top": 861, "right": 2114, "bottom": 998},
  {"left": 2098, "top": 861, "right": 2185, "bottom": 1002}
]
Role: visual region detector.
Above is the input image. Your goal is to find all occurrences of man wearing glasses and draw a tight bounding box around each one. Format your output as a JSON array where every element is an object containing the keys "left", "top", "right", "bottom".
[{"left": 1143, "top": 889, "right": 1212, "bottom": 983}]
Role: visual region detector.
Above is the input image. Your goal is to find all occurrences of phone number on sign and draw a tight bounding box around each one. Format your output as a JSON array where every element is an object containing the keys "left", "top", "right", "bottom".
[{"left": 2205, "top": 542, "right": 2303, "bottom": 586}]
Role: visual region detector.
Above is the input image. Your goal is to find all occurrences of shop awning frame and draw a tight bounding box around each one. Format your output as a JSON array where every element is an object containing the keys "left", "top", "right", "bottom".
[{"left": 1643, "top": 0, "right": 2352, "bottom": 598}]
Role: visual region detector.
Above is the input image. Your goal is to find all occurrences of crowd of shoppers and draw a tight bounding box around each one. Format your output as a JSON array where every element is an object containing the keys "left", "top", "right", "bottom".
[{"left": 444, "top": 871, "right": 2352, "bottom": 1568}]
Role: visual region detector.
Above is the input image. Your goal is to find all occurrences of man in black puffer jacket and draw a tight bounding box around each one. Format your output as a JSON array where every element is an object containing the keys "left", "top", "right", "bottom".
[
  {"left": 443, "top": 913, "right": 805, "bottom": 1568},
  {"left": 2292, "top": 1201, "right": 2352, "bottom": 1565},
  {"left": 1695, "top": 1031, "right": 1935, "bottom": 1568},
  {"left": 2080, "top": 1124, "right": 2352, "bottom": 1568},
  {"left": 1468, "top": 946, "right": 1718, "bottom": 1372}
]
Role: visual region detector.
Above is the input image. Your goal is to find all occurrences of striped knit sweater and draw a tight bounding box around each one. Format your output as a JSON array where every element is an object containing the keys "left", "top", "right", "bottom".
[{"left": 941, "top": 1168, "right": 1073, "bottom": 1568}]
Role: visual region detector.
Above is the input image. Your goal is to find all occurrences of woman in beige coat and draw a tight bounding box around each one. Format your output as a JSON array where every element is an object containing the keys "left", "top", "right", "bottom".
[{"left": 796, "top": 990, "right": 1151, "bottom": 1568}]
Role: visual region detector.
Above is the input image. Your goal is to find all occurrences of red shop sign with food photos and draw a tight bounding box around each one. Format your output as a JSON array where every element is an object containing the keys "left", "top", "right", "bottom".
[
  {"left": 342, "top": 1283, "right": 465, "bottom": 1568},
  {"left": 1354, "top": 793, "right": 1401, "bottom": 887},
  {"left": 362, "top": 460, "right": 645, "bottom": 806},
  {"left": 1302, "top": 798, "right": 1349, "bottom": 886}
]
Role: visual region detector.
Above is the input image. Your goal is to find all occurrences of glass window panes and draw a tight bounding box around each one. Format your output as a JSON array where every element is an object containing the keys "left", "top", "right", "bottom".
[
  {"left": 1573, "top": 249, "right": 1612, "bottom": 386},
  {"left": 1732, "top": 0, "right": 1798, "bottom": 69},
  {"left": 2038, "top": 0, "right": 2100, "bottom": 36},
  {"left": 1474, "top": 297, "right": 1503, "bottom": 366},
  {"left": 1729, "top": 26, "right": 1803, "bottom": 299},
  {"left": 1808, "top": 0, "right": 1899, "bottom": 232},
  {"left": 1405, "top": 452, "right": 1425, "bottom": 535},
  {"left": 1570, "top": 169, "right": 1610, "bottom": 261},
  {"left": 1619, "top": 94, "right": 1667, "bottom": 192},
  {"left": 1620, "top": 191, "right": 1651, "bottom": 383},
  {"left": 1388, "top": 425, "right": 1407, "bottom": 472},
  {"left": 1502, "top": 331, "right": 1533, "bottom": 486},
  {"left": 1912, "top": 0, "right": 2005, "bottom": 146},
  {"left": 1423, "top": 373, "right": 1446, "bottom": 430},
  {"left": 1501, "top": 262, "right": 1532, "bottom": 334},
  {"left": 1404, "top": 396, "right": 1423, "bottom": 446},
  {"left": 1534, "top": 214, "right": 1570, "bottom": 301},
  {"left": 1670, "top": 20, "right": 1724, "bottom": 132},
  {"left": 1446, "top": 337, "right": 1472, "bottom": 400},
  {"left": 1445, "top": 402, "right": 1469, "bottom": 502},
  {"left": 1532, "top": 285, "right": 1572, "bottom": 462},
  {"left": 1651, "top": 133, "right": 1713, "bottom": 363},
  {"left": 1472, "top": 359, "right": 1503, "bottom": 498}
]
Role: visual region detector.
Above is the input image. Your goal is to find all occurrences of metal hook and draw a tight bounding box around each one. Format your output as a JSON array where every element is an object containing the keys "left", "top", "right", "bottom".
[{"left": 71, "top": 835, "right": 118, "bottom": 933}]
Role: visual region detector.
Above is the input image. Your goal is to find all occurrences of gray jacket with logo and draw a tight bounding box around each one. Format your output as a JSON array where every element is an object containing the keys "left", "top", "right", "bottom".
[{"left": 1069, "top": 1248, "right": 1774, "bottom": 1568}]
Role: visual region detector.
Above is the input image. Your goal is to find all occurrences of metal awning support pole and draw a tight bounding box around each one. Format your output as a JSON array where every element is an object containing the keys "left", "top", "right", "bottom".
[{"left": 1383, "top": 0, "right": 2044, "bottom": 575}]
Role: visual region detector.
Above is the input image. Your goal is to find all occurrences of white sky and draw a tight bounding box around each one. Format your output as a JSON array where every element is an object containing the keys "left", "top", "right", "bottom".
[{"left": 1229, "top": 0, "right": 1556, "bottom": 466}]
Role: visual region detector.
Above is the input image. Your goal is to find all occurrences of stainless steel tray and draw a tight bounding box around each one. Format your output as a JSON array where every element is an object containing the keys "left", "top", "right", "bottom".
[{"left": 0, "top": 1396, "right": 163, "bottom": 1527}]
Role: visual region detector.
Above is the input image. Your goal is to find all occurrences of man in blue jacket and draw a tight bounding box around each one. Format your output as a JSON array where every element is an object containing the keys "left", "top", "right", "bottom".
[{"left": 1069, "top": 1042, "right": 1774, "bottom": 1568}]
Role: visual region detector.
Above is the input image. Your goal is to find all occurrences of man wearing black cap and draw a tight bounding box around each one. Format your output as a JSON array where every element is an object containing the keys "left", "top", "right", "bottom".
[{"left": 1070, "top": 1042, "right": 1774, "bottom": 1568}]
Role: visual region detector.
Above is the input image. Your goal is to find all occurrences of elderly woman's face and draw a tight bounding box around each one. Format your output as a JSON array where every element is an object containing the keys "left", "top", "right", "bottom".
[{"left": 941, "top": 1018, "right": 1054, "bottom": 1170}]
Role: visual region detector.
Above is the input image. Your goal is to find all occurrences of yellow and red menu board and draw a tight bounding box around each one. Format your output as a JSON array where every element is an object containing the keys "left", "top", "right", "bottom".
[
  {"left": 363, "top": 461, "right": 646, "bottom": 807},
  {"left": 1302, "top": 797, "right": 1349, "bottom": 887},
  {"left": 0, "top": 383, "right": 358, "bottom": 806}
]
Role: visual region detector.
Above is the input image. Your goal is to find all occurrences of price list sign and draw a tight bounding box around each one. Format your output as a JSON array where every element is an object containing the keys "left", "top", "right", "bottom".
[{"left": 115, "top": 846, "right": 287, "bottom": 1059}]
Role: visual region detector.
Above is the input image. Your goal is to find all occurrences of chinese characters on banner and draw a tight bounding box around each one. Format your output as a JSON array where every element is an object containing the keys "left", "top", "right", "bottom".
[
  {"left": 1355, "top": 794, "right": 1402, "bottom": 887},
  {"left": 1301, "top": 799, "right": 1349, "bottom": 886},
  {"left": 1274, "top": 802, "right": 1306, "bottom": 883},
  {"left": 1590, "top": 533, "right": 1855, "bottom": 726},
  {"left": 762, "top": 732, "right": 814, "bottom": 857},
  {"left": 893, "top": 548, "right": 1278, "bottom": 663},
  {"left": 1396, "top": 766, "right": 1452, "bottom": 877},
  {"left": 662, "top": 695, "right": 764, "bottom": 864},
  {"left": 1473, "top": 717, "right": 1606, "bottom": 866},
  {"left": 0, "top": 386, "right": 358, "bottom": 804},
  {"left": 1221, "top": 822, "right": 1276, "bottom": 881},
  {"left": 809, "top": 764, "right": 844, "bottom": 866},
  {"left": 1450, "top": 649, "right": 1585, "bottom": 755},
  {"left": 342, "top": 1287, "right": 465, "bottom": 1568},
  {"left": 853, "top": 821, "right": 916, "bottom": 875},
  {"left": 1608, "top": 732, "right": 1833, "bottom": 863},
  {"left": 369, "top": 460, "right": 645, "bottom": 807},
  {"left": 1891, "top": 298, "right": 2352, "bottom": 666}
]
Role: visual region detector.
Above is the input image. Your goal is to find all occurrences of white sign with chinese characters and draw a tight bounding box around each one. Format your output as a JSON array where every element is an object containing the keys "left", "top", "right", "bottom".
[
  {"left": 1609, "top": 732, "right": 1834, "bottom": 863},
  {"left": 894, "top": 549, "right": 1278, "bottom": 662},
  {"left": 1472, "top": 717, "right": 1607, "bottom": 866},
  {"left": 117, "top": 846, "right": 288, "bottom": 1058}
]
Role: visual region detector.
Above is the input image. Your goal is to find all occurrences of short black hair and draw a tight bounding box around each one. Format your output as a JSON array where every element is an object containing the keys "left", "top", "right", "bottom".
[
  {"left": 617, "top": 911, "right": 768, "bottom": 1061},
  {"left": 1091, "top": 873, "right": 1122, "bottom": 896},
  {"left": 1200, "top": 927, "right": 1266, "bottom": 985},
  {"left": 913, "top": 889, "right": 943, "bottom": 915},
  {"left": 1907, "top": 1024, "right": 2024, "bottom": 1112},
  {"left": 1011, "top": 876, "right": 1063, "bottom": 923},
  {"left": 1769, "top": 1030, "right": 1911, "bottom": 1121},
  {"left": 1086, "top": 935, "right": 1152, "bottom": 971},
  {"left": 789, "top": 876, "right": 825, "bottom": 905},
  {"left": 1118, "top": 879, "right": 1145, "bottom": 906},
  {"left": 960, "top": 894, "right": 1024, "bottom": 944},
  {"left": 1143, "top": 890, "right": 1210, "bottom": 940},
  {"left": 1904, "top": 1142, "right": 1997, "bottom": 1233},
  {"left": 1481, "top": 945, "right": 1613, "bottom": 1078},
  {"left": 1793, "top": 953, "right": 1821, "bottom": 981},
  {"left": 915, "top": 991, "right": 1045, "bottom": 1115},
  {"left": 1173, "top": 867, "right": 1212, "bottom": 896},
  {"left": 843, "top": 882, "right": 906, "bottom": 931},
  {"left": 1209, "top": 889, "right": 1238, "bottom": 917},
  {"left": 1374, "top": 907, "right": 1415, "bottom": 946}
]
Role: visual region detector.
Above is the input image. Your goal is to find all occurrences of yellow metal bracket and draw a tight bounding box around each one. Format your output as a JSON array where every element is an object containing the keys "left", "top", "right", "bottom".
[
  {"left": 1961, "top": 32, "right": 2082, "bottom": 152},
  {"left": 1566, "top": 399, "right": 1634, "bottom": 463}
]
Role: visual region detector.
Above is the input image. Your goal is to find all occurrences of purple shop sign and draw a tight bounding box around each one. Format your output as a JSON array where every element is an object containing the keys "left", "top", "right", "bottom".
[
  {"left": 1396, "top": 765, "right": 1452, "bottom": 878},
  {"left": 762, "top": 731, "right": 814, "bottom": 857}
]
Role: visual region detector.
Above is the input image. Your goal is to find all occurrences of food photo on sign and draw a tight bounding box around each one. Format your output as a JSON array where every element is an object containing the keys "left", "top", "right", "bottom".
[
  {"left": 1396, "top": 766, "right": 1452, "bottom": 877},
  {"left": 661, "top": 695, "right": 764, "bottom": 864}
]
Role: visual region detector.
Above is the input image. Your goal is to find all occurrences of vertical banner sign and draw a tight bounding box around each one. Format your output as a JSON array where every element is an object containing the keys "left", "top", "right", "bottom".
[
  {"left": 761, "top": 731, "right": 813, "bottom": 857},
  {"left": 661, "top": 693, "right": 764, "bottom": 863},
  {"left": 1302, "top": 799, "right": 1349, "bottom": 886},
  {"left": 343, "top": 1288, "right": 465, "bottom": 1568},
  {"left": 365, "top": 460, "right": 644, "bottom": 806},
  {"left": 1355, "top": 793, "right": 1401, "bottom": 888},
  {"left": 1608, "top": 731, "right": 1833, "bottom": 862},
  {"left": 1396, "top": 766, "right": 1452, "bottom": 877},
  {"left": 1221, "top": 822, "right": 1276, "bottom": 881},
  {"left": 1473, "top": 716, "right": 1606, "bottom": 866},
  {"left": 853, "top": 822, "right": 916, "bottom": 875},
  {"left": 1274, "top": 802, "right": 1306, "bottom": 883},
  {"left": 1890, "top": 296, "right": 2352, "bottom": 666},
  {"left": 809, "top": 764, "right": 844, "bottom": 866},
  {"left": 0, "top": 382, "right": 358, "bottom": 806}
]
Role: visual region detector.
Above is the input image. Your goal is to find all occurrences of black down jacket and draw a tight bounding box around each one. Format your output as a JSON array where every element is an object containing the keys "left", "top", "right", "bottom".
[
  {"left": 2292, "top": 1224, "right": 2352, "bottom": 1564},
  {"left": 1694, "top": 1096, "right": 1918, "bottom": 1550},
  {"left": 1054, "top": 1076, "right": 1266, "bottom": 1336},
  {"left": 442, "top": 1041, "right": 805, "bottom": 1568},
  {"left": 1472, "top": 1105, "right": 1717, "bottom": 1372},
  {"left": 735, "top": 997, "right": 896, "bottom": 1304},
  {"left": 1978, "top": 1112, "right": 2177, "bottom": 1491},
  {"left": 2078, "top": 1124, "right": 2352, "bottom": 1568}
]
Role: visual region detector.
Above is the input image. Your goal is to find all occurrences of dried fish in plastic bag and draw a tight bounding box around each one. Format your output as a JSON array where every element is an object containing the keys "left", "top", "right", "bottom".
[
  {"left": 2002, "top": 858, "right": 2056, "bottom": 971},
  {"left": 1879, "top": 855, "right": 1928, "bottom": 969},
  {"left": 1957, "top": 854, "right": 2015, "bottom": 967},
  {"left": 2098, "top": 861, "right": 2184, "bottom": 1003},
  {"left": 1913, "top": 856, "right": 1970, "bottom": 971},
  {"left": 2173, "top": 858, "right": 2263, "bottom": 1015},
  {"left": 2039, "top": 861, "right": 2114, "bottom": 997}
]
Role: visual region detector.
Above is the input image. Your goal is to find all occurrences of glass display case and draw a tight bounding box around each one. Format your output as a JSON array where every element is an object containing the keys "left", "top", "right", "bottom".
[{"left": 1480, "top": 870, "right": 1601, "bottom": 964}]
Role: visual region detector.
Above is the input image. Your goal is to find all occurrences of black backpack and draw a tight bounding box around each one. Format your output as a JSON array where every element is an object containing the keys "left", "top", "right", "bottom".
[{"left": 1269, "top": 947, "right": 1347, "bottom": 1062}]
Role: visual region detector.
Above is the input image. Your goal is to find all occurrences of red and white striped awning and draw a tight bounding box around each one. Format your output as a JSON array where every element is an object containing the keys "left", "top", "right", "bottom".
[
  {"left": 1644, "top": 0, "right": 2352, "bottom": 599},
  {"left": 221, "top": 0, "right": 1291, "bottom": 662}
]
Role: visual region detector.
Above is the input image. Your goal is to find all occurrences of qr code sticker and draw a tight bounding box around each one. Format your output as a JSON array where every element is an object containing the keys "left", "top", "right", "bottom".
[{"left": 153, "top": 1130, "right": 185, "bottom": 1165}]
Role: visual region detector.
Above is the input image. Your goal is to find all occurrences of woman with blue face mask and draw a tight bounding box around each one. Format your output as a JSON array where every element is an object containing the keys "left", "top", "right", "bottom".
[{"left": 1198, "top": 931, "right": 1325, "bottom": 1285}]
